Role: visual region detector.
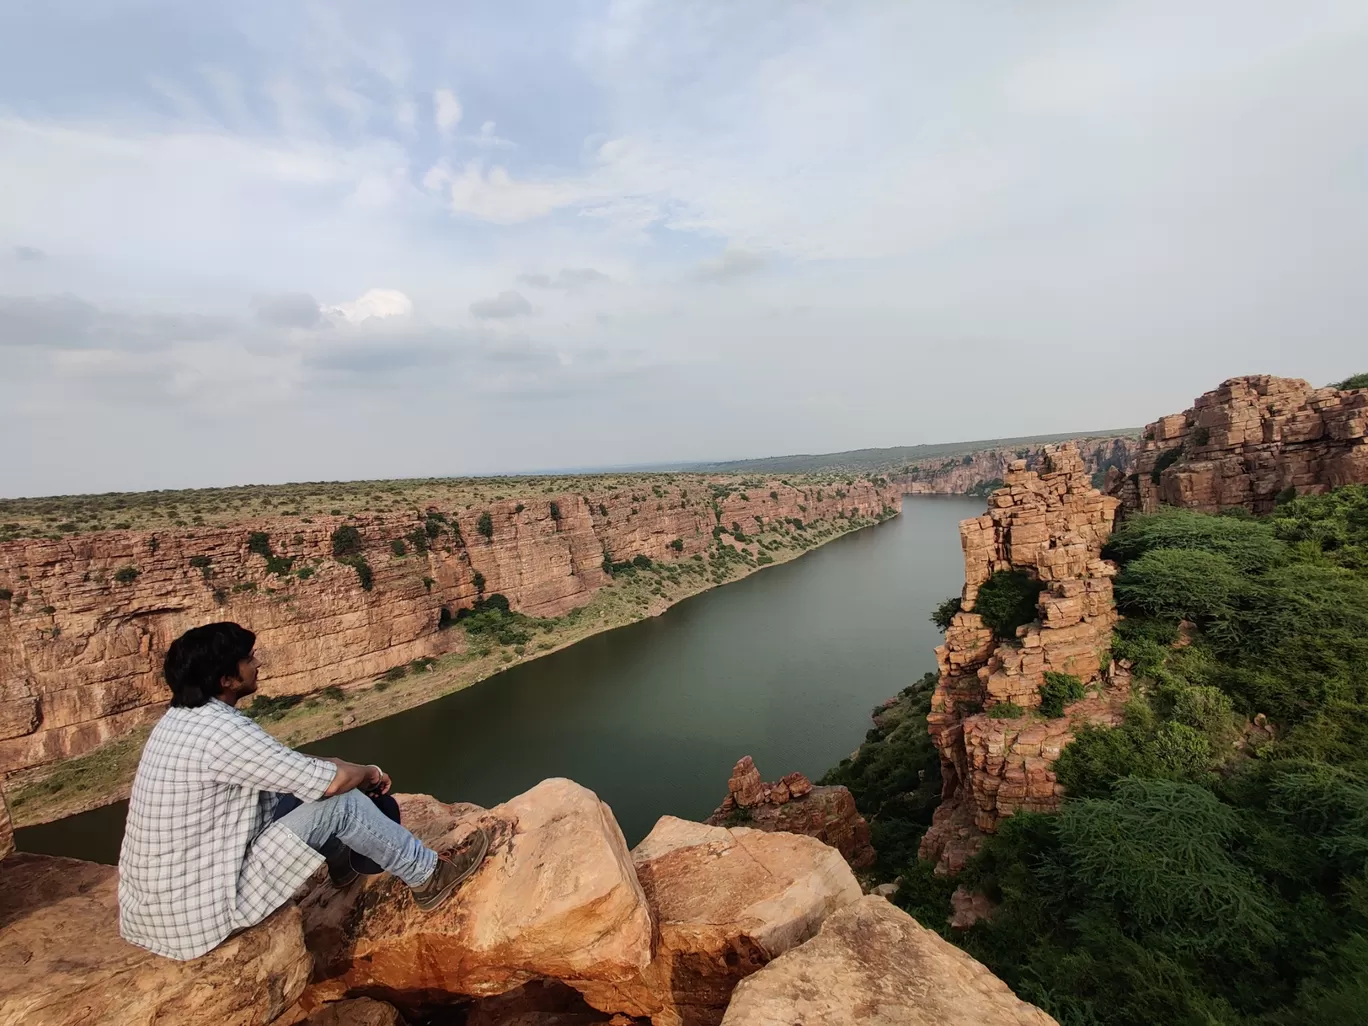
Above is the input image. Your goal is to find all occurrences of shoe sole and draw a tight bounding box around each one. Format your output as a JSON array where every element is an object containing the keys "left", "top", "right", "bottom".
[{"left": 415, "top": 827, "right": 490, "bottom": 912}]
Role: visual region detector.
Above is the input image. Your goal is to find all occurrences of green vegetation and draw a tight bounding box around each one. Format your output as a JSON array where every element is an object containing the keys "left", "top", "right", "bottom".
[
  {"left": 930, "top": 596, "right": 962, "bottom": 631},
  {"left": 337, "top": 555, "right": 373, "bottom": 590},
  {"left": 113, "top": 566, "right": 140, "bottom": 585},
  {"left": 391, "top": 538, "right": 407, "bottom": 556},
  {"left": 974, "top": 570, "right": 1044, "bottom": 640},
  {"left": 829, "top": 489, "right": 1368, "bottom": 1026},
  {"left": 477, "top": 512, "right": 494, "bottom": 539},
  {"left": 1039, "top": 671, "right": 1085, "bottom": 717},
  {"left": 1332, "top": 372, "right": 1368, "bottom": 390},
  {"left": 331, "top": 524, "right": 362, "bottom": 557}
]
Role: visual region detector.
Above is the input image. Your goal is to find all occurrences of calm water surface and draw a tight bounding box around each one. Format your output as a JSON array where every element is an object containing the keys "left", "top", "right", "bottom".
[{"left": 18, "top": 496, "right": 982, "bottom": 862}]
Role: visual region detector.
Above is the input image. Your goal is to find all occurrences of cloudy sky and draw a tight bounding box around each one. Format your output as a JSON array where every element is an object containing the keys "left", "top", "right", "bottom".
[{"left": 3, "top": 1, "right": 1366, "bottom": 495}]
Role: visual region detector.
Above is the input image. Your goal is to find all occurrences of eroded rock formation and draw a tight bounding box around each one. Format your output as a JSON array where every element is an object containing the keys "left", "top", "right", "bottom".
[
  {"left": 0, "top": 478, "right": 899, "bottom": 780},
  {"left": 299, "top": 780, "right": 653, "bottom": 1005},
  {"left": 704, "top": 756, "right": 874, "bottom": 870},
  {"left": 0, "top": 775, "right": 1053, "bottom": 1026},
  {"left": 575, "top": 816, "right": 862, "bottom": 1026},
  {"left": 1115, "top": 375, "right": 1368, "bottom": 514},
  {"left": 901, "top": 436, "right": 1136, "bottom": 496},
  {"left": 719, "top": 896, "right": 1059, "bottom": 1026},
  {"left": 921, "top": 445, "right": 1128, "bottom": 874},
  {"left": 0, "top": 853, "right": 311, "bottom": 1026}
]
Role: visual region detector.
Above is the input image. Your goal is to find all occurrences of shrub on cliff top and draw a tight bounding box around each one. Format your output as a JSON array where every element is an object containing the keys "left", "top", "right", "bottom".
[
  {"left": 1039, "top": 671, "right": 1085, "bottom": 718},
  {"left": 974, "top": 570, "right": 1043, "bottom": 640},
  {"left": 331, "top": 524, "right": 362, "bottom": 557},
  {"left": 1332, "top": 372, "right": 1368, "bottom": 390}
]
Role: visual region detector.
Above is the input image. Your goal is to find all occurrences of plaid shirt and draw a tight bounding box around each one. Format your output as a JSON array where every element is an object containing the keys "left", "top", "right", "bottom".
[{"left": 117, "top": 698, "right": 337, "bottom": 960}]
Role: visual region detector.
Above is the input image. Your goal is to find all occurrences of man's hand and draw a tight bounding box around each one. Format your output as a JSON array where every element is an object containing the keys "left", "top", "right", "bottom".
[{"left": 321, "top": 757, "right": 386, "bottom": 797}]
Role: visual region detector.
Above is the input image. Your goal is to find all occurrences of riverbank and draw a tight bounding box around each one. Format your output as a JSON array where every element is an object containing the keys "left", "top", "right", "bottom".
[{"left": 7, "top": 506, "right": 898, "bottom": 828}]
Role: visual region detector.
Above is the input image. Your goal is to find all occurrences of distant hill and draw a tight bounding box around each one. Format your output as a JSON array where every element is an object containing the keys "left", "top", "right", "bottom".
[{"left": 679, "top": 428, "right": 1142, "bottom": 476}]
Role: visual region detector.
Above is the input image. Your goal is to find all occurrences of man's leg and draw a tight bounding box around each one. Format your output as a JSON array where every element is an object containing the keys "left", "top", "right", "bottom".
[{"left": 274, "top": 790, "right": 437, "bottom": 888}]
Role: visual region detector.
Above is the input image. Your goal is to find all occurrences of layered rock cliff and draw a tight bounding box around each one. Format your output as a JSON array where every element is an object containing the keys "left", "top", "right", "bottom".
[
  {"left": 900, "top": 437, "right": 1136, "bottom": 496},
  {"left": 920, "top": 445, "right": 1129, "bottom": 874},
  {"left": 0, "top": 776, "right": 1056, "bottom": 1026},
  {"left": 1114, "top": 375, "right": 1368, "bottom": 514},
  {"left": 0, "top": 478, "right": 898, "bottom": 779}
]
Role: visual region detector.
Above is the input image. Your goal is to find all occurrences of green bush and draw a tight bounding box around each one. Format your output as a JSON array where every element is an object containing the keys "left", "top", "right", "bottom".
[
  {"left": 974, "top": 571, "right": 1043, "bottom": 639},
  {"left": 477, "top": 512, "right": 494, "bottom": 539},
  {"left": 247, "top": 531, "right": 271, "bottom": 557},
  {"left": 337, "top": 555, "right": 373, "bottom": 590},
  {"left": 1115, "top": 548, "right": 1246, "bottom": 621},
  {"left": 930, "top": 596, "right": 962, "bottom": 631},
  {"left": 987, "top": 701, "right": 1026, "bottom": 719},
  {"left": 391, "top": 538, "right": 407, "bottom": 556},
  {"left": 113, "top": 566, "right": 140, "bottom": 585},
  {"left": 331, "top": 524, "right": 362, "bottom": 558},
  {"left": 1039, "top": 671, "right": 1085, "bottom": 717},
  {"left": 1331, "top": 372, "right": 1368, "bottom": 390},
  {"left": 472, "top": 570, "right": 485, "bottom": 593},
  {"left": 549, "top": 501, "right": 561, "bottom": 521},
  {"left": 669, "top": 538, "right": 684, "bottom": 552}
]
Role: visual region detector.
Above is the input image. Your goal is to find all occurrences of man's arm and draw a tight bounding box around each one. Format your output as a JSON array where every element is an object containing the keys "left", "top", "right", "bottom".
[{"left": 320, "top": 758, "right": 389, "bottom": 797}]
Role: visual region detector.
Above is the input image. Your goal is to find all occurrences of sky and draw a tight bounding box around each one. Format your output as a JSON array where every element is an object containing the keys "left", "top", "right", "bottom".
[{"left": 2, "top": 1, "right": 1367, "bottom": 496}]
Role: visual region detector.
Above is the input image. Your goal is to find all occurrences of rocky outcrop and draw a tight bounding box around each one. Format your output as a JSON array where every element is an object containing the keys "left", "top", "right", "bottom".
[
  {"left": 0, "top": 787, "right": 11, "bottom": 861},
  {"left": 286, "top": 998, "right": 408, "bottom": 1026},
  {"left": 901, "top": 437, "right": 1136, "bottom": 496},
  {"left": 0, "top": 479, "right": 899, "bottom": 781},
  {"left": 720, "top": 896, "right": 1058, "bottom": 1026},
  {"left": 921, "top": 445, "right": 1128, "bottom": 874},
  {"left": 575, "top": 816, "right": 862, "bottom": 1026},
  {"left": 0, "top": 852, "right": 310, "bottom": 1026},
  {"left": 1115, "top": 375, "right": 1368, "bottom": 514},
  {"left": 300, "top": 780, "right": 653, "bottom": 1006},
  {"left": 704, "top": 756, "right": 874, "bottom": 870}
]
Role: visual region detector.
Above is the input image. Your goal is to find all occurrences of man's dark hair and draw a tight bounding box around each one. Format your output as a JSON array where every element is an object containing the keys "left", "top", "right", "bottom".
[{"left": 163, "top": 622, "right": 256, "bottom": 708}]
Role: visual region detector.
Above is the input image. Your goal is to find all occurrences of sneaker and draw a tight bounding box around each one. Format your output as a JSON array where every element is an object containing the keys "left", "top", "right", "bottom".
[
  {"left": 326, "top": 845, "right": 359, "bottom": 887},
  {"left": 411, "top": 827, "right": 490, "bottom": 912}
]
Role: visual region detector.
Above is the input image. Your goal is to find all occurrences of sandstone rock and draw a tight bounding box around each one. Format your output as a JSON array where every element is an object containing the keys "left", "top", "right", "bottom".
[
  {"left": 708, "top": 758, "right": 873, "bottom": 869},
  {"left": 0, "top": 480, "right": 902, "bottom": 782},
  {"left": 726, "top": 756, "right": 765, "bottom": 808},
  {"left": 1116, "top": 375, "right": 1368, "bottom": 515},
  {"left": 0, "top": 852, "right": 310, "bottom": 1026},
  {"left": 300, "top": 780, "right": 652, "bottom": 1004},
  {"left": 576, "top": 816, "right": 862, "bottom": 1026},
  {"left": 870, "top": 882, "right": 899, "bottom": 899},
  {"left": 0, "top": 787, "right": 12, "bottom": 861},
  {"left": 923, "top": 444, "right": 1126, "bottom": 873},
  {"left": 720, "top": 896, "right": 1058, "bottom": 1026},
  {"left": 296, "top": 998, "right": 407, "bottom": 1026},
  {"left": 900, "top": 438, "right": 1135, "bottom": 498},
  {"left": 948, "top": 886, "right": 997, "bottom": 930}
]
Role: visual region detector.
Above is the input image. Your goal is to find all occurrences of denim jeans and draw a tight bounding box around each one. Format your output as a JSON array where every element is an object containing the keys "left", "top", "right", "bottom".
[{"left": 272, "top": 789, "right": 437, "bottom": 887}]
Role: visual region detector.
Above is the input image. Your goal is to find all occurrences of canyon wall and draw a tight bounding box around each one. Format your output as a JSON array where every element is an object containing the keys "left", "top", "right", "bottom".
[
  {"left": 1115, "top": 375, "right": 1368, "bottom": 514},
  {"left": 900, "top": 436, "right": 1135, "bottom": 496},
  {"left": 920, "top": 445, "right": 1129, "bottom": 874},
  {"left": 0, "top": 478, "right": 898, "bottom": 778}
]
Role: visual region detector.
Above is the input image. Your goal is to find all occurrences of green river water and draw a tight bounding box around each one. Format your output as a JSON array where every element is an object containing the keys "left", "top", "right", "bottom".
[{"left": 17, "top": 495, "right": 983, "bottom": 861}]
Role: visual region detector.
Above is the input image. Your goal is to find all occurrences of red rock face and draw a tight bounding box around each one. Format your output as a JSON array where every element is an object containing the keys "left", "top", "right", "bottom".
[
  {"left": 706, "top": 757, "right": 875, "bottom": 870},
  {"left": 0, "top": 480, "right": 899, "bottom": 778},
  {"left": 920, "top": 445, "right": 1129, "bottom": 874},
  {"left": 1116, "top": 375, "right": 1368, "bottom": 514},
  {"left": 901, "top": 437, "right": 1136, "bottom": 495}
]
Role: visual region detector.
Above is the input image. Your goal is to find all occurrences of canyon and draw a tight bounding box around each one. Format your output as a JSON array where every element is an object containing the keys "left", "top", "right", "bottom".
[
  {"left": 0, "top": 775, "right": 1057, "bottom": 1026},
  {"left": 0, "top": 477, "right": 899, "bottom": 793},
  {"left": 900, "top": 435, "right": 1136, "bottom": 497}
]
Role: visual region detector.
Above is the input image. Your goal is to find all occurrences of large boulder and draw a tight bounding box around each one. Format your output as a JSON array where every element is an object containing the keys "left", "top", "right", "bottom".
[
  {"left": 576, "top": 816, "right": 861, "bottom": 1026},
  {"left": 0, "top": 853, "right": 310, "bottom": 1026},
  {"left": 720, "top": 896, "right": 1058, "bottom": 1026},
  {"left": 301, "top": 780, "right": 653, "bottom": 1005},
  {"left": 284, "top": 997, "right": 408, "bottom": 1026}
]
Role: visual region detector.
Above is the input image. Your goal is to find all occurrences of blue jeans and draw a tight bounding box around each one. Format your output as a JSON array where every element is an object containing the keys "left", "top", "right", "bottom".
[{"left": 272, "top": 790, "right": 437, "bottom": 888}]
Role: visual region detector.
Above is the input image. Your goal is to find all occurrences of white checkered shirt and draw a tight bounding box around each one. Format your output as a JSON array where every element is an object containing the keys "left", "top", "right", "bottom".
[{"left": 117, "top": 698, "right": 337, "bottom": 960}]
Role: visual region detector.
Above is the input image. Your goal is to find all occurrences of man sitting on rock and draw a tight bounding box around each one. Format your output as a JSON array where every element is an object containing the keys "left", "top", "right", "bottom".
[{"left": 118, "top": 621, "right": 488, "bottom": 961}]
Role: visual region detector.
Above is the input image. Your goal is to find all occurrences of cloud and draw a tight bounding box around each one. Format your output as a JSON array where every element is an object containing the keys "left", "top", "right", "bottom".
[
  {"left": 690, "top": 248, "right": 768, "bottom": 283},
  {"left": 251, "top": 292, "right": 321, "bottom": 328},
  {"left": 0, "top": 294, "right": 233, "bottom": 352},
  {"left": 446, "top": 164, "right": 588, "bottom": 224},
  {"left": 13, "top": 245, "right": 45, "bottom": 261},
  {"left": 469, "top": 290, "right": 533, "bottom": 319},
  {"left": 434, "top": 88, "right": 463, "bottom": 135},
  {"left": 519, "top": 267, "right": 610, "bottom": 289},
  {"left": 324, "top": 289, "right": 414, "bottom": 324}
]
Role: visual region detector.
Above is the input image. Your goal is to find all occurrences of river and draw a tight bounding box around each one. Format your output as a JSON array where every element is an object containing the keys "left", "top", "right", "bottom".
[{"left": 16, "top": 495, "right": 983, "bottom": 862}]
